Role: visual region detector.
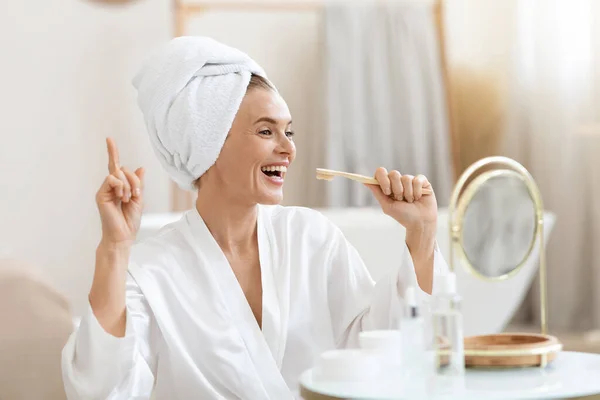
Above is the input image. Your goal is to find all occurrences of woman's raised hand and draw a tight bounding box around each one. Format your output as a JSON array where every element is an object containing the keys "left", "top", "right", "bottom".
[
  {"left": 366, "top": 167, "right": 438, "bottom": 232},
  {"left": 96, "top": 138, "right": 145, "bottom": 246}
]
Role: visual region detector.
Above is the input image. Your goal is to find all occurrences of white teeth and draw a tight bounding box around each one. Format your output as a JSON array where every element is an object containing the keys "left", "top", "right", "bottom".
[{"left": 261, "top": 165, "right": 287, "bottom": 173}]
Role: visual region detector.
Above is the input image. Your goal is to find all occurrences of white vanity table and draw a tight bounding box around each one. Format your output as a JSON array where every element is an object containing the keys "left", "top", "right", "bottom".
[{"left": 299, "top": 351, "right": 600, "bottom": 399}]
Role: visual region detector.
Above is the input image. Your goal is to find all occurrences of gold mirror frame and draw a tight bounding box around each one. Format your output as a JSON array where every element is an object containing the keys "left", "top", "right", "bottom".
[{"left": 448, "top": 156, "right": 547, "bottom": 335}]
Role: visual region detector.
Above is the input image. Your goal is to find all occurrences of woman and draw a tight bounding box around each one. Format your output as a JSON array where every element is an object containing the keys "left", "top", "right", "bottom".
[{"left": 62, "top": 37, "right": 448, "bottom": 399}]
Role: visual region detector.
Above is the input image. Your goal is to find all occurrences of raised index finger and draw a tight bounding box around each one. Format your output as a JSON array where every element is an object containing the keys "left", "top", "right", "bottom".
[{"left": 106, "top": 137, "right": 120, "bottom": 174}]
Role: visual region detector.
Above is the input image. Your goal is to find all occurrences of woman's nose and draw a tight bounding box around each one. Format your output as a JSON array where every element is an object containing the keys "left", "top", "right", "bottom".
[{"left": 277, "top": 133, "right": 295, "bottom": 155}]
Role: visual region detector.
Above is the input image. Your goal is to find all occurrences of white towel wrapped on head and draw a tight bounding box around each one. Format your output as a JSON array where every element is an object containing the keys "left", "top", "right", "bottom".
[{"left": 132, "top": 36, "right": 274, "bottom": 191}]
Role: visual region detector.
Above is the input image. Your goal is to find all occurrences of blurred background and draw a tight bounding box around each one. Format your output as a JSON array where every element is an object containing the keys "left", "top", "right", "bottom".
[{"left": 1, "top": 0, "right": 600, "bottom": 360}]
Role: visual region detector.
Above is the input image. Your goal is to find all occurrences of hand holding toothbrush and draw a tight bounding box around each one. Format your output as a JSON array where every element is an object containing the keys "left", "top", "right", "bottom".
[{"left": 366, "top": 167, "right": 437, "bottom": 231}]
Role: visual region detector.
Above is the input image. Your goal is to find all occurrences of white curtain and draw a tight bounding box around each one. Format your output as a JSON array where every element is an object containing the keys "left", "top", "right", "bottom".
[
  {"left": 322, "top": 1, "right": 453, "bottom": 207},
  {"left": 504, "top": 0, "right": 600, "bottom": 331}
]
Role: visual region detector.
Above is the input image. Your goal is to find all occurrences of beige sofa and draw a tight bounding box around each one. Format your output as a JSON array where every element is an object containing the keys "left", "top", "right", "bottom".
[{"left": 0, "top": 258, "right": 72, "bottom": 400}]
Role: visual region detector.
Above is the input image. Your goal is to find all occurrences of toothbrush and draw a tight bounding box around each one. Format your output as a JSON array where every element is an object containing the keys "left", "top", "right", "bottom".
[{"left": 315, "top": 168, "right": 433, "bottom": 195}]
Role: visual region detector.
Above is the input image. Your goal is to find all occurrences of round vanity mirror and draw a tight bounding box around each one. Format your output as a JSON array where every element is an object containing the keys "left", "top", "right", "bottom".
[
  {"left": 448, "top": 156, "right": 561, "bottom": 368},
  {"left": 458, "top": 170, "right": 538, "bottom": 280}
]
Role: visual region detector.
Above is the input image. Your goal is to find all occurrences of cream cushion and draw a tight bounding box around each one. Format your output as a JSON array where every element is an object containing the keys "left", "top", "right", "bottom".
[{"left": 0, "top": 258, "right": 73, "bottom": 400}]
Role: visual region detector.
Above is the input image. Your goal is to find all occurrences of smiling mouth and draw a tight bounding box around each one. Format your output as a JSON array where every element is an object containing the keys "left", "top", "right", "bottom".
[{"left": 261, "top": 165, "right": 287, "bottom": 179}]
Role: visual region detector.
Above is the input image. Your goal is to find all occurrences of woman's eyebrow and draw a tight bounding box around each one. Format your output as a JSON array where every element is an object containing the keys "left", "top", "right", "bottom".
[{"left": 254, "top": 117, "right": 292, "bottom": 125}]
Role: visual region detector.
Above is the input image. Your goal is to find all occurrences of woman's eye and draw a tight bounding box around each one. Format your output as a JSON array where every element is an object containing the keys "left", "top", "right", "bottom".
[
  {"left": 286, "top": 131, "right": 295, "bottom": 138},
  {"left": 259, "top": 130, "right": 272, "bottom": 136}
]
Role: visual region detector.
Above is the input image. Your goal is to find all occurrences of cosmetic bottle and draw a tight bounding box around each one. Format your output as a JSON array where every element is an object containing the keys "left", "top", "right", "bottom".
[
  {"left": 431, "top": 272, "right": 465, "bottom": 396},
  {"left": 400, "top": 286, "right": 427, "bottom": 399}
]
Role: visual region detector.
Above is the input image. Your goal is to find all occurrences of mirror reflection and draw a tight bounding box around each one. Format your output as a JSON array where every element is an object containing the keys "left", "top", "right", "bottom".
[{"left": 461, "top": 174, "right": 537, "bottom": 278}]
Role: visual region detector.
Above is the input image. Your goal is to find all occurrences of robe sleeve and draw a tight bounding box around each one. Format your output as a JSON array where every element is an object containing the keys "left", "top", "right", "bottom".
[
  {"left": 326, "top": 227, "right": 448, "bottom": 349},
  {"left": 61, "top": 272, "right": 158, "bottom": 399}
]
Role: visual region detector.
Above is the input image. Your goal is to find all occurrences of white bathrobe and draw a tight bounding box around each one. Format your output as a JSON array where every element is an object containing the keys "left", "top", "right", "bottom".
[{"left": 62, "top": 205, "right": 447, "bottom": 399}]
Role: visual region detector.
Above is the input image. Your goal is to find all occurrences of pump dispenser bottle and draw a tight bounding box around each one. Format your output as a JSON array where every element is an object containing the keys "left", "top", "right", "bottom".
[
  {"left": 431, "top": 272, "right": 465, "bottom": 396},
  {"left": 400, "top": 287, "right": 426, "bottom": 398}
]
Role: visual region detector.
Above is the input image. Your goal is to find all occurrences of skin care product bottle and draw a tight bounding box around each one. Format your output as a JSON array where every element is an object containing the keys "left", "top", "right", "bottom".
[
  {"left": 431, "top": 272, "right": 465, "bottom": 396},
  {"left": 400, "top": 286, "right": 426, "bottom": 399}
]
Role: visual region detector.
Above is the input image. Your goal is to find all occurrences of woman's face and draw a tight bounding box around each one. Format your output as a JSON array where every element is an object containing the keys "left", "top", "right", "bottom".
[{"left": 204, "top": 87, "right": 296, "bottom": 205}]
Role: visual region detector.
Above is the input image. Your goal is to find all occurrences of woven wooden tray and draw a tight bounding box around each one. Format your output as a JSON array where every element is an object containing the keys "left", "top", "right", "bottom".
[{"left": 464, "top": 333, "right": 562, "bottom": 368}]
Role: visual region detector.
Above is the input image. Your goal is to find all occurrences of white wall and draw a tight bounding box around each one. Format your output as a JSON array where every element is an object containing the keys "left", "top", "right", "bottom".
[{"left": 0, "top": 0, "right": 172, "bottom": 315}]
